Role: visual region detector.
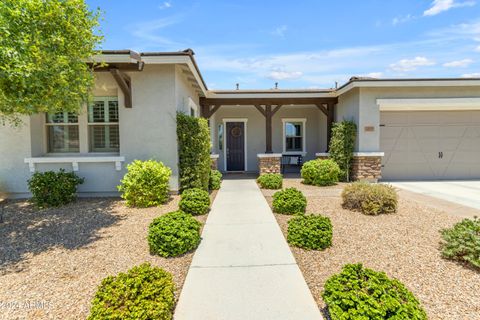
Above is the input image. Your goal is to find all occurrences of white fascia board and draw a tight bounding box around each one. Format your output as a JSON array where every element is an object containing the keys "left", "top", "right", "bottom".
[
  {"left": 377, "top": 98, "right": 480, "bottom": 111},
  {"left": 90, "top": 54, "right": 137, "bottom": 64},
  {"left": 142, "top": 56, "right": 207, "bottom": 95},
  {"left": 337, "top": 79, "right": 480, "bottom": 96}
]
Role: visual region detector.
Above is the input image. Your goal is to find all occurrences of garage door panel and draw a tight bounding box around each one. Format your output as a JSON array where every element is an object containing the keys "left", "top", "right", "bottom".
[{"left": 381, "top": 110, "right": 480, "bottom": 180}]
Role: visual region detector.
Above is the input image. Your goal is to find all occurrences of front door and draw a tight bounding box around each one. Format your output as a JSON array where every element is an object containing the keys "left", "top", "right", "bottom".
[{"left": 226, "top": 122, "right": 245, "bottom": 171}]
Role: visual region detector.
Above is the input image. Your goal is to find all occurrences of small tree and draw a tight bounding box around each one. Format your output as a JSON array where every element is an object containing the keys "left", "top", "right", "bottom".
[
  {"left": 329, "top": 120, "right": 357, "bottom": 181},
  {"left": 0, "top": 0, "right": 102, "bottom": 124},
  {"left": 177, "top": 113, "right": 211, "bottom": 191}
]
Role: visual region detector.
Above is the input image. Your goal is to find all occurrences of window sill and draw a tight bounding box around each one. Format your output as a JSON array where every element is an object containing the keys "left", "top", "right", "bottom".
[{"left": 24, "top": 156, "right": 125, "bottom": 173}]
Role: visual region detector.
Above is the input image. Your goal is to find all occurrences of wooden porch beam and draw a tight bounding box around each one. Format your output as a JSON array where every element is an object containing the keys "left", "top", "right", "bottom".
[
  {"left": 254, "top": 105, "right": 266, "bottom": 117},
  {"left": 209, "top": 105, "right": 221, "bottom": 117},
  {"left": 110, "top": 68, "right": 132, "bottom": 108},
  {"left": 200, "top": 97, "right": 337, "bottom": 106},
  {"left": 316, "top": 104, "right": 329, "bottom": 117},
  {"left": 200, "top": 104, "right": 221, "bottom": 118},
  {"left": 271, "top": 105, "right": 282, "bottom": 116}
]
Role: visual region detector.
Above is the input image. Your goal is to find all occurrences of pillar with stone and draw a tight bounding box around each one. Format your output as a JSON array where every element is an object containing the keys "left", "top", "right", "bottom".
[
  {"left": 254, "top": 104, "right": 283, "bottom": 175},
  {"left": 315, "top": 152, "right": 384, "bottom": 182}
]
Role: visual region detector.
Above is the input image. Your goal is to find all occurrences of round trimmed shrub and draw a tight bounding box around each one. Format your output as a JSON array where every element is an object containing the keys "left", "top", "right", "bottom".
[
  {"left": 118, "top": 160, "right": 172, "bottom": 208},
  {"left": 148, "top": 211, "right": 201, "bottom": 257},
  {"left": 87, "top": 263, "right": 175, "bottom": 320},
  {"left": 322, "top": 263, "right": 427, "bottom": 320},
  {"left": 440, "top": 217, "right": 480, "bottom": 269},
  {"left": 27, "top": 169, "right": 84, "bottom": 208},
  {"left": 179, "top": 188, "right": 211, "bottom": 216},
  {"left": 209, "top": 169, "right": 222, "bottom": 190},
  {"left": 342, "top": 182, "right": 397, "bottom": 215},
  {"left": 272, "top": 188, "right": 306, "bottom": 215},
  {"left": 301, "top": 159, "right": 341, "bottom": 186},
  {"left": 257, "top": 173, "right": 283, "bottom": 189},
  {"left": 287, "top": 214, "right": 332, "bottom": 250}
]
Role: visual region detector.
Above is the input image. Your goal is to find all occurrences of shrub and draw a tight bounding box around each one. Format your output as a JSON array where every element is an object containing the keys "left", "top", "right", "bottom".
[
  {"left": 322, "top": 263, "right": 427, "bottom": 320},
  {"left": 440, "top": 217, "right": 480, "bottom": 269},
  {"left": 257, "top": 173, "right": 283, "bottom": 189},
  {"left": 179, "top": 188, "right": 211, "bottom": 216},
  {"left": 301, "top": 159, "right": 341, "bottom": 186},
  {"left": 272, "top": 188, "right": 307, "bottom": 215},
  {"left": 209, "top": 169, "right": 222, "bottom": 190},
  {"left": 287, "top": 214, "right": 332, "bottom": 250},
  {"left": 118, "top": 160, "right": 171, "bottom": 208},
  {"left": 27, "top": 169, "right": 84, "bottom": 208},
  {"left": 87, "top": 263, "right": 175, "bottom": 320},
  {"left": 342, "top": 182, "right": 397, "bottom": 215},
  {"left": 148, "top": 211, "right": 201, "bottom": 257},
  {"left": 177, "top": 113, "right": 211, "bottom": 191},
  {"left": 329, "top": 120, "right": 357, "bottom": 181}
]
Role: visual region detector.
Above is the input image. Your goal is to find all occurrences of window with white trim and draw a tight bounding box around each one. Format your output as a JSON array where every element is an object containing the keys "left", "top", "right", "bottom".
[
  {"left": 283, "top": 119, "right": 306, "bottom": 153},
  {"left": 88, "top": 97, "right": 120, "bottom": 152},
  {"left": 46, "top": 112, "right": 80, "bottom": 153}
]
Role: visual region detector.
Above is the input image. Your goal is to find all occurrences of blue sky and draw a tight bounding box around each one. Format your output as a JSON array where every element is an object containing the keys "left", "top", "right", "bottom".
[{"left": 86, "top": 0, "right": 480, "bottom": 89}]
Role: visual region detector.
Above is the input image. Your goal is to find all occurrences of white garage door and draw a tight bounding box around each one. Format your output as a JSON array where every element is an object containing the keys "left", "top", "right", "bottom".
[{"left": 380, "top": 111, "right": 480, "bottom": 180}]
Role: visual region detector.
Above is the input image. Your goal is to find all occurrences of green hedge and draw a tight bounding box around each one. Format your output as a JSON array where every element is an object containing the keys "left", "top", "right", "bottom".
[
  {"left": 27, "top": 169, "right": 84, "bottom": 208},
  {"left": 272, "top": 188, "right": 307, "bottom": 215},
  {"left": 179, "top": 188, "right": 211, "bottom": 216},
  {"left": 118, "top": 160, "right": 171, "bottom": 208},
  {"left": 177, "top": 113, "right": 211, "bottom": 191},
  {"left": 322, "top": 263, "right": 427, "bottom": 320},
  {"left": 301, "top": 159, "right": 340, "bottom": 186},
  {"left": 287, "top": 214, "right": 332, "bottom": 250},
  {"left": 257, "top": 173, "right": 283, "bottom": 189},
  {"left": 148, "top": 211, "right": 202, "bottom": 257},
  {"left": 209, "top": 169, "right": 222, "bottom": 190},
  {"left": 87, "top": 263, "right": 175, "bottom": 320},
  {"left": 329, "top": 120, "right": 357, "bottom": 181},
  {"left": 341, "top": 182, "right": 397, "bottom": 215},
  {"left": 440, "top": 217, "right": 480, "bottom": 269}
]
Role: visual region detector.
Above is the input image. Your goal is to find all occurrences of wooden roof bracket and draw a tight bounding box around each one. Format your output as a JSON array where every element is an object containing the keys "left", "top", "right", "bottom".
[{"left": 110, "top": 68, "right": 132, "bottom": 108}]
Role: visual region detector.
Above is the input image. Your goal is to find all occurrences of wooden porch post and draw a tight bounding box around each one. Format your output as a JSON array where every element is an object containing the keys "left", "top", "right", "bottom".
[
  {"left": 254, "top": 105, "right": 282, "bottom": 154},
  {"left": 326, "top": 102, "right": 335, "bottom": 150},
  {"left": 265, "top": 105, "right": 273, "bottom": 153}
]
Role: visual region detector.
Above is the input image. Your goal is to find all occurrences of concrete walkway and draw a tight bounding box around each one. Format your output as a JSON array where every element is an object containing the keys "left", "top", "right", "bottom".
[{"left": 174, "top": 179, "right": 322, "bottom": 320}]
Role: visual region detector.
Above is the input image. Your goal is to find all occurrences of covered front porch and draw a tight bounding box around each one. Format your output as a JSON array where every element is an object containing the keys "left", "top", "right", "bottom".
[{"left": 200, "top": 91, "right": 337, "bottom": 174}]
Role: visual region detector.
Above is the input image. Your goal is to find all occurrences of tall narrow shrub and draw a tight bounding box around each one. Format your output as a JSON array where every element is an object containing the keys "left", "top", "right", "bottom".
[
  {"left": 177, "top": 113, "right": 211, "bottom": 191},
  {"left": 329, "top": 120, "right": 357, "bottom": 181}
]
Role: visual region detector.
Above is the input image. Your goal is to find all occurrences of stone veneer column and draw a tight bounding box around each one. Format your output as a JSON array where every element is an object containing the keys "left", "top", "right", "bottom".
[
  {"left": 257, "top": 154, "right": 282, "bottom": 175},
  {"left": 210, "top": 154, "right": 219, "bottom": 170},
  {"left": 315, "top": 152, "right": 384, "bottom": 182}
]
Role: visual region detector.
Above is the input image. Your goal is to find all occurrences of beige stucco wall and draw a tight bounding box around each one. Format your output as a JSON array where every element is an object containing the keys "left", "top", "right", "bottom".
[
  {"left": 357, "top": 86, "right": 480, "bottom": 152},
  {"left": 0, "top": 64, "right": 186, "bottom": 197},
  {"left": 335, "top": 88, "right": 360, "bottom": 150},
  {"left": 174, "top": 66, "right": 200, "bottom": 116},
  {"left": 211, "top": 105, "right": 327, "bottom": 172}
]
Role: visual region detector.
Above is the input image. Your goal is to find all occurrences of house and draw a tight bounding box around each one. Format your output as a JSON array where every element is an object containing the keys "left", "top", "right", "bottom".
[{"left": 1, "top": 49, "right": 480, "bottom": 198}]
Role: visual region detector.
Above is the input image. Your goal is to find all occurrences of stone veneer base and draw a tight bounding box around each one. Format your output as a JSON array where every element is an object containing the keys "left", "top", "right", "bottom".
[
  {"left": 315, "top": 152, "right": 383, "bottom": 182},
  {"left": 257, "top": 154, "right": 281, "bottom": 175}
]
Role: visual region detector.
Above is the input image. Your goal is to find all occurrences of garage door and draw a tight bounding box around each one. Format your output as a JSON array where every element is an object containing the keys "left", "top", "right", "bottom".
[{"left": 380, "top": 111, "right": 480, "bottom": 180}]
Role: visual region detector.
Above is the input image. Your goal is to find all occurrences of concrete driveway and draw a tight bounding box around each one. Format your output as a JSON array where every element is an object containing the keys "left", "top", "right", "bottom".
[{"left": 390, "top": 181, "right": 480, "bottom": 211}]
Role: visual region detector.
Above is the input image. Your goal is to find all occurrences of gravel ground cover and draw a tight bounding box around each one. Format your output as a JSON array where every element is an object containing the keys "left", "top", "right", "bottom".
[
  {"left": 0, "top": 192, "right": 215, "bottom": 320},
  {"left": 262, "top": 179, "right": 480, "bottom": 320}
]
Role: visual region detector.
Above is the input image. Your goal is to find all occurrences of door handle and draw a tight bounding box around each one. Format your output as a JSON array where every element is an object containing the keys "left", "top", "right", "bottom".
[{"left": 438, "top": 151, "right": 443, "bottom": 159}]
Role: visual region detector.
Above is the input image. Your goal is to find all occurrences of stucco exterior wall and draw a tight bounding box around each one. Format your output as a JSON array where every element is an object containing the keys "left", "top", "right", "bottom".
[
  {"left": 335, "top": 87, "right": 360, "bottom": 150},
  {"left": 0, "top": 64, "right": 182, "bottom": 197},
  {"left": 357, "top": 86, "right": 480, "bottom": 152},
  {"left": 174, "top": 65, "right": 200, "bottom": 115},
  {"left": 211, "top": 105, "right": 327, "bottom": 172}
]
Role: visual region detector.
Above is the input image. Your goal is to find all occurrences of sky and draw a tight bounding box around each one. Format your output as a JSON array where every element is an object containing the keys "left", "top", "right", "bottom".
[{"left": 85, "top": 0, "right": 480, "bottom": 90}]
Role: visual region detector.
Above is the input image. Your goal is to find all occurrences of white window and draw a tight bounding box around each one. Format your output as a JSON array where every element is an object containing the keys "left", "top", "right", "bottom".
[
  {"left": 88, "top": 97, "right": 120, "bottom": 153},
  {"left": 46, "top": 112, "right": 80, "bottom": 153},
  {"left": 282, "top": 118, "right": 306, "bottom": 154},
  {"left": 45, "top": 96, "right": 120, "bottom": 154}
]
